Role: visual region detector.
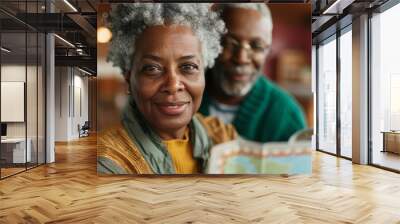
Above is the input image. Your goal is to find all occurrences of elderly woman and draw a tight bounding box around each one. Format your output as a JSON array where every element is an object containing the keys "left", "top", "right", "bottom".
[{"left": 97, "top": 3, "right": 236, "bottom": 174}]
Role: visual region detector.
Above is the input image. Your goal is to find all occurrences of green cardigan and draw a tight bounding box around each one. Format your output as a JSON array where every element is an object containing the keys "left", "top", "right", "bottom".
[{"left": 199, "top": 75, "right": 306, "bottom": 142}]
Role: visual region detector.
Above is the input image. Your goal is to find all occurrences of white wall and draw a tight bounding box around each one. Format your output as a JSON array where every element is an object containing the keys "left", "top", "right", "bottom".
[
  {"left": 1, "top": 65, "right": 33, "bottom": 137},
  {"left": 55, "top": 66, "right": 69, "bottom": 141},
  {"left": 72, "top": 73, "right": 89, "bottom": 137},
  {"left": 54, "top": 67, "right": 89, "bottom": 141}
]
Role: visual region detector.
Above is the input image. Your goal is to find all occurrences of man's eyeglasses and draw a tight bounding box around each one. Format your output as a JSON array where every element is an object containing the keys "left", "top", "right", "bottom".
[{"left": 222, "top": 36, "right": 269, "bottom": 55}]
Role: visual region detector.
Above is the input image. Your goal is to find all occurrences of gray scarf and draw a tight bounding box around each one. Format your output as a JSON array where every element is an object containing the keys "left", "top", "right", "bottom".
[{"left": 121, "top": 96, "right": 212, "bottom": 174}]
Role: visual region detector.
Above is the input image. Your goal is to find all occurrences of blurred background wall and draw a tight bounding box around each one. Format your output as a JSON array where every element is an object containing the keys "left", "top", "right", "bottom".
[{"left": 264, "top": 4, "right": 312, "bottom": 128}]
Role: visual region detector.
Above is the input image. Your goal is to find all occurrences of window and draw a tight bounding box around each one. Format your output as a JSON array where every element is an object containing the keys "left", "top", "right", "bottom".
[
  {"left": 317, "top": 36, "right": 337, "bottom": 154},
  {"left": 371, "top": 2, "right": 400, "bottom": 171},
  {"left": 339, "top": 28, "right": 352, "bottom": 158},
  {"left": 0, "top": 1, "right": 47, "bottom": 179}
]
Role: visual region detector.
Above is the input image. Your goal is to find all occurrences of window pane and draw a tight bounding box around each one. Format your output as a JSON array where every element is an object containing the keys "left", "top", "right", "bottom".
[
  {"left": 27, "top": 31, "right": 38, "bottom": 169},
  {"left": 318, "top": 37, "right": 337, "bottom": 154},
  {"left": 340, "top": 29, "right": 352, "bottom": 158},
  {"left": 371, "top": 3, "right": 400, "bottom": 171}
]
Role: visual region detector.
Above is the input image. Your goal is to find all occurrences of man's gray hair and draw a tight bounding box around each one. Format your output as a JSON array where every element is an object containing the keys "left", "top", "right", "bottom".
[
  {"left": 217, "top": 3, "right": 273, "bottom": 44},
  {"left": 107, "top": 3, "right": 226, "bottom": 74}
]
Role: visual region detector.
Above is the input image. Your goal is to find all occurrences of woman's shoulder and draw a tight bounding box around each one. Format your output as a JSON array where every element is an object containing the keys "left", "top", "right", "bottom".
[
  {"left": 98, "top": 124, "right": 128, "bottom": 146},
  {"left": 97, "top": 124, "right": 153, "bottom": 174},
  {"left": 194, "top": 113, "right": 237, "bottom": 145}
]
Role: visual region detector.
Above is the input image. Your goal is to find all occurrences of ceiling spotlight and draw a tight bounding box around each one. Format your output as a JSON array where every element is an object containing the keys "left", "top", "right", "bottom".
[
  {"left": 78, "top": 67, "right": 93, "bottom": 76},
  {"left": 322, "top": 0, "right": 354, "bottom": 15},
  {"left": 54, "top": 34, "right": 75, "bottom": 48},
  {"left": 1, "top": 47, "right": 11, "bottom": 53},
  {"left": 63, "top": 0, "right": 78, "bottom": 12},
  {"left": 97, "top": 26, "right": 112, "bottom": 43}
]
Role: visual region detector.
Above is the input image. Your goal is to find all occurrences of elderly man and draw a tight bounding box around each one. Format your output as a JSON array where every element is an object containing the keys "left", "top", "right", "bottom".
[{"left": 199, "top": 3, "right": 306, "bottom": 142}]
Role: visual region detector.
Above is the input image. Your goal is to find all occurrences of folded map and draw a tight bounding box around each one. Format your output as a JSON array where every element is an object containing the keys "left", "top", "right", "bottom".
[{"left": 207, "top": 138, "right": 312, "bottom": 174}]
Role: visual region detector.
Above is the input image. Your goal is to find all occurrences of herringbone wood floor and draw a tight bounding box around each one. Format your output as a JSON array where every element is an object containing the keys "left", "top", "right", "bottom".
[{"left": 1, "top": 136, "right": 400, "bottom": 224}]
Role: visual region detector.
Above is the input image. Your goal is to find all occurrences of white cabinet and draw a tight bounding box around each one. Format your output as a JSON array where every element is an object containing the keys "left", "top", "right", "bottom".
[{"left": 1, "top": 138, "right": 32, "bottom": 163}]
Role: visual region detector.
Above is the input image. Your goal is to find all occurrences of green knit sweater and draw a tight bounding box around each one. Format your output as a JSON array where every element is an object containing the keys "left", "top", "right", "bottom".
[{"left": 199, "top": 75, "right": 306, "bottom": 142}]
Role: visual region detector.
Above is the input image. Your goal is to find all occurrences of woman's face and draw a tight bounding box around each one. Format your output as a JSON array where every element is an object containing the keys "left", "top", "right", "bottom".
[{"left": 129, "top": 25, "right": 204, "bottom": 140}]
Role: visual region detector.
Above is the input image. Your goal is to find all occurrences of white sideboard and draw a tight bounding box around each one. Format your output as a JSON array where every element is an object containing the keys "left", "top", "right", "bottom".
[{"left": 1, "top": 138, "right": 32, "bottom": 163}]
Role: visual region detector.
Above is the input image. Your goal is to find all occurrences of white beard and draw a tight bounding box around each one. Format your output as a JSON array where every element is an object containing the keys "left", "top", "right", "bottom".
[{"left": 212, "top": 64, "right": 259, "bottom": 97}]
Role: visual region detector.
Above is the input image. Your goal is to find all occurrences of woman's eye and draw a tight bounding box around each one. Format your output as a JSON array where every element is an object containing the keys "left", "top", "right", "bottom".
[
  {"left": 141, "top": 65, "right": 162, "bottom": 74},
  {"left": 180, "top": 63, "right": 199, "bottom": 73}
]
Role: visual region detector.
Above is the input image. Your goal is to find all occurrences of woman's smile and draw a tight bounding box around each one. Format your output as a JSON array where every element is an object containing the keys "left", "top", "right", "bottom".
[{"left": 154, "top": 101, "right": 190, "bottom": 116}]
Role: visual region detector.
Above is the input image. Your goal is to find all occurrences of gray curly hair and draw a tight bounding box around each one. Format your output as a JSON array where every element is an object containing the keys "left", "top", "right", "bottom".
[
  {"left": 107, "top": 3, "right": 226, "bottom": 75},
  {"left": 216, "top": 3, "right": 273, "bottom": 45}
]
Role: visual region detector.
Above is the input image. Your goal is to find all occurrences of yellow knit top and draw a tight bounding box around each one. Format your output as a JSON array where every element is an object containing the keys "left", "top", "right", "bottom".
[{"left": 162, "top": 129, "right": 199, "bottom": 174}]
